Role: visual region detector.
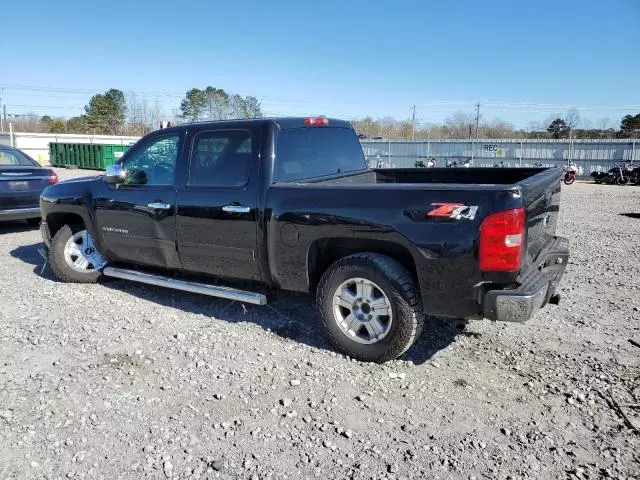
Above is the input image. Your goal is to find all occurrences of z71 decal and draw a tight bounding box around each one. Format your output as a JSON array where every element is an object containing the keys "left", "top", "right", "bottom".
[{"left": 427, "top": 203, "right": 478, "bottom": 220}]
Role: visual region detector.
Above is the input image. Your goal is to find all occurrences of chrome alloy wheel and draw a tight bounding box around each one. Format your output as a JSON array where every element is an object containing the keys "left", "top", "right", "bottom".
[
  {"left": 63, "top": 230, "right": 106, "bottom": 273},
  {"left": 332, "top": 278, "right": 393, "bottom": 344}
]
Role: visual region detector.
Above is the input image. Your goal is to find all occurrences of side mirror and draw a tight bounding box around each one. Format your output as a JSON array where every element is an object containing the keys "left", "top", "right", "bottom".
[{"left": 105, "top": 164, "right": 125, "bottom": 185}]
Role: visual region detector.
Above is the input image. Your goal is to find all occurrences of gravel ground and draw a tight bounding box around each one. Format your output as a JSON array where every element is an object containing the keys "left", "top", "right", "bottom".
[{"left": 0, "top": 173, "right": 639, "bottom": 480}]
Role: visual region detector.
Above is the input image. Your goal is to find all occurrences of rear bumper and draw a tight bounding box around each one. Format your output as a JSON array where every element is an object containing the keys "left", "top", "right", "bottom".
[
  {"left": 0, "top": 207, "right": 40, "bottom": 221},
  {"left": 483, "top": 236, "right": 569, "bottom": 322}
]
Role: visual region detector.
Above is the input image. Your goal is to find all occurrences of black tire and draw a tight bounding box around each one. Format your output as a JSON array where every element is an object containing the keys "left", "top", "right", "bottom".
[
  {"left": 26, "top": 217, "right": 41, "bottom": 227},
  {"left": 563, "top": 175, "right": 575, "bottom": 185},
  {"left": 316, "top": 253, "right": 423, "bottom": 363},
  {"left": 49, "top": 224, "right": 102, "bottom": 283}
]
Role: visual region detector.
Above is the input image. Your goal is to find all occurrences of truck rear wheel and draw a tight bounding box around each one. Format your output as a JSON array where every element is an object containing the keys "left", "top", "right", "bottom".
[
  {"left": 316, "top": 253, "right": 423, "bottom": 363},
  {"left": 49, "top": 225, "right": 105, "bottom": 283}
]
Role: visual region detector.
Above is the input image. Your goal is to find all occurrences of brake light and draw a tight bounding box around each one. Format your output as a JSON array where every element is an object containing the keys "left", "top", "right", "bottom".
[
  {"left": 479, "top": 208, "right": 525, "bottom": 271},
  {"left": 48, "top": 173, "right": 59, "bottom": 184},
  {"left": 304, "top": 117, "right": 329, "bottom": 126}
]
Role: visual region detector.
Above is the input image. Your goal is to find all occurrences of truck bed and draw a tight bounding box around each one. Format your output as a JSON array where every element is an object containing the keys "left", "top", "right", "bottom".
[
  {"left": 373, "top": 167, "right": 550, "bottom": 185},
  {"left": 267, "top": 166, "right": 562, "bottom": 318}
]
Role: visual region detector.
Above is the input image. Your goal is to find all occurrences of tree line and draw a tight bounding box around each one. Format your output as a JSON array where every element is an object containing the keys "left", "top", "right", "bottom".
[
  {"left": 353, "top": 110, "right": 640, "bottom": 140},
  {"left": 7, "top": 91, "right": 640, "bottom": 140},
  {"left": 8, "top": 87, "right": 264, "bottom": 135}
]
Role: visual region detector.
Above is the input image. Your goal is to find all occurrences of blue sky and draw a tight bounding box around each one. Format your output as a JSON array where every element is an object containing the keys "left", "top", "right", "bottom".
[{"left": 2, "top": 0, "right": 639, "bottom": 129}]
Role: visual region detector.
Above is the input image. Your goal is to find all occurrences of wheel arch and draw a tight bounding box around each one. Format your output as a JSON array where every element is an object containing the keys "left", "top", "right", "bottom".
[
  {"left": 45, "top": 212, "right": 87, "bottom": 239},
  {"left": 307, "top": 238, "right": 418, "bottom": 293}
]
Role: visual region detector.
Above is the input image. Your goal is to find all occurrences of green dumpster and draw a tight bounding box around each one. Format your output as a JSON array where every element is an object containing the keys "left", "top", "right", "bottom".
[
  {"left": 47, "top": 142, "right": 132, "bottom": 170},
  {"left": 78, "top": 145, "right": 86, "bottom": 168},
  {"left": 92, "top": 145, "right": 100, "bottom": 169},
  {"left": 48, "top": 144, "right": 57, "bottom": 166},
  {"left": 87, "top": 145, "right": 96, "bottom": 169},
  {"left": 62, "top": 144, "right": 70, "bottom": 167},
  {"left": 103, "top": 145, "right": 129, "bottom": 168}
]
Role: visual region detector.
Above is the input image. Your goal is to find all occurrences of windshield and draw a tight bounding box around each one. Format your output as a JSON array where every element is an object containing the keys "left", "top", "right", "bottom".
[
  {"left": 0, "top": 149, "right": 37, "bottom": 166},
  {"left": 275, "top": 127, "right": 366, "bottom": 182}
]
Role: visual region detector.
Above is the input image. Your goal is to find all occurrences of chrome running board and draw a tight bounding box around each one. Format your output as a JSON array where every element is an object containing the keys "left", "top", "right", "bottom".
[{"left": 102, "top": 267, "right": 267, "bottom": 305}]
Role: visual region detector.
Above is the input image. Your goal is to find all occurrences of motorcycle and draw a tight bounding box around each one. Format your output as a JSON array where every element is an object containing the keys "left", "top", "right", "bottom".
[
  {"left": 591, "top": 169, "right": 608, "bottom": 184},
  {"left": 611, "top": 164, "right": 630, "bottom": 185},
  {"left": 563, "top": 163, "right": 578, "bottom": 185},
  {"left": 415, "top": 157, "right": 438, "bottom": 168},
  {"left": 493, "top": 161, "right": 505, "bottom": 168},
  {"left": 591, "top": 163, "right": 639, "bottom": 185},
  {"left": 603, "top": 164, "right": 629, "bottom": 185}
]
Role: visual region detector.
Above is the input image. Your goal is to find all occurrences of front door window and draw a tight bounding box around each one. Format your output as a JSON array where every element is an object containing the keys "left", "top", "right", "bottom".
[{"left": 122, "top": 135, "right": 180, "bottom": 186}]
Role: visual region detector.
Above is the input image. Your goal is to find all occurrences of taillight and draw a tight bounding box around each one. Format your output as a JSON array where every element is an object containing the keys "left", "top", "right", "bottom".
[
  {"left": 479, "top": 208, "right": 525, "bottom": 271},
  {"left": 304, "top": 117, "right": 329, "bottom": 126},
  {"left": 48, "top": 173, "right": 59, "bottom": 184}
]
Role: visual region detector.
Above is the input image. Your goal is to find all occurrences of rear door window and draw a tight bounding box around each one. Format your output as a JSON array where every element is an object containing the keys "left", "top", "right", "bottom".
[
  {"left": 188, "top": 130, "right": 254, "bottom": 187},
  {"left": 275, "top": 128, "right": 366, "bottom": 182}
]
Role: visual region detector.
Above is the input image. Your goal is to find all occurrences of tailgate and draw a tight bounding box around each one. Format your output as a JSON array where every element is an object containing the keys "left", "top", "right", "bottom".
[{"left": 518, "top": 169, "right": 562, "bottom": 267}]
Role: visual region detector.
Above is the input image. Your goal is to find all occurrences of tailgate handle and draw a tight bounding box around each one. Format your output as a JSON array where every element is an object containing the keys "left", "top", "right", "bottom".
[{"left": 223, "top": 205, "right": 250, "bottom": 214}]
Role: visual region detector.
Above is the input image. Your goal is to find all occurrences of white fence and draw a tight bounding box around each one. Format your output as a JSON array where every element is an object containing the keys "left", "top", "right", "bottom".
[{"left": 361, "top": 138, "right": 639, "bottom": 176}]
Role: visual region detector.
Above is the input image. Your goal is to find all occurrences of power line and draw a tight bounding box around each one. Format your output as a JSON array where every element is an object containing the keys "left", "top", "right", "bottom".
[
  {"left": 4, "top": 83, "right": 640, "bottom": 110},
  {"left": 7, "top": 104, "right": 85, "bottom": 111}
]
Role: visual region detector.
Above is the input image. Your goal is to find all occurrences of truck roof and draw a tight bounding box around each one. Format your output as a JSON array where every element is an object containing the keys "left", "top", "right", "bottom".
[{"left": 168, "top": 117, "right": 353, "bottom": 131}]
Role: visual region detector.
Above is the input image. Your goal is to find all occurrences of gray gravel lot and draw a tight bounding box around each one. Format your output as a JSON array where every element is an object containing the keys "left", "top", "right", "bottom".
[{"left": 1, "top": 172, "right": 639, "bottom": 479}]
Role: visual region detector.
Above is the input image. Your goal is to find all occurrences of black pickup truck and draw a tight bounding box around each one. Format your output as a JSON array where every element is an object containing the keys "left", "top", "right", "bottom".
[{"left": 39, "top": 117, "right": 569, "bottom": 362}]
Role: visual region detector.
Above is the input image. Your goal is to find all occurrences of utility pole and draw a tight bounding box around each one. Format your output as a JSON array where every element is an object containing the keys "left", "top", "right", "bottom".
[
  {"left": 0, "top": 95, "right": 3, "bottom": 133},
  {"left": 568, "top": 128, "right": 573, "bottom": 164},
  {"left": 471, "top": 102, "right": 480, "bottom": 165},
  {"left": 411, "top": 104, "right": 416, "bottom": 141}
]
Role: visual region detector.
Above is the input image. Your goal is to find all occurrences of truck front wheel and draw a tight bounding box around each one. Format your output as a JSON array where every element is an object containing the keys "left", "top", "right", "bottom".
[
  {"left": 49, "top": 225, "right": 105, "bottom": 283},
  {"left": 316, "top": 253, "right": 424, "bottom": 363}
]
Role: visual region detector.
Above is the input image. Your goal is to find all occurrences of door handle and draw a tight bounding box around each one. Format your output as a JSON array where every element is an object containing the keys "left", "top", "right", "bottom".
[
  {"left": 147, "top": 202, "right": 171, "bottom": 210},
  {"left": 222, "top": 204, "right": 250, "bottom": 213}
]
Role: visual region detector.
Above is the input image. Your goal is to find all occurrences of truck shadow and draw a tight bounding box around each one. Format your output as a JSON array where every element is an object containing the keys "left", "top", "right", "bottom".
[
  {"left": 407, "top": 318, "right": 478, "bottom": 365},
  {"left": 11, "top": 242, "right": 464, "bottom": 365},
  {"left": 10, "top": 243, "right": 61, "bottom": 282}
]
